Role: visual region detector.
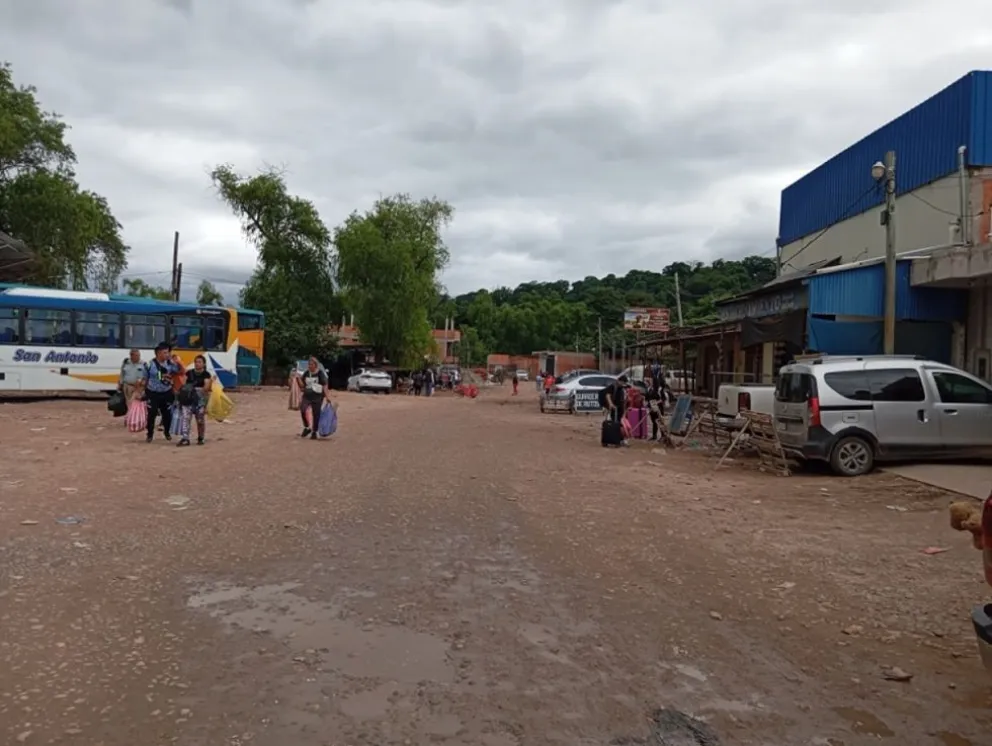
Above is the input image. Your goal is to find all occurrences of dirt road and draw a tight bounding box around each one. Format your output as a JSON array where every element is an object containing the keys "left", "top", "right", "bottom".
[{"left": 1, "top": 388, "right": 989, "bottom": 745}]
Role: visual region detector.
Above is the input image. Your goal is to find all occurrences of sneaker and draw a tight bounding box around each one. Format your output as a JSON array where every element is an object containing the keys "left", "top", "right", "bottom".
[
  {"left": 310, "top": 433, "right": 318, "bottom": 440},
  {"left": 197, "top": 437, "right": 204, "bottom": 446},
  {"left": 177, "top": 438, "right": 190, "bottom": 447},
  {"left": 164, "top": 433, "right": 172, "bottom": 442},
  {"left": 146, "top": 435, "right": 153, "bottom": 443},
  {"left": 301, "top": 428, "right": 311, "bottom": 438}
]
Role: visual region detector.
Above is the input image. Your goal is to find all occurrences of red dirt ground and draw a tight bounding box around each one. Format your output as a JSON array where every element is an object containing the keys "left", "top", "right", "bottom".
[{"left": 0, "top": 385, "right": 989, "bottom": 745}]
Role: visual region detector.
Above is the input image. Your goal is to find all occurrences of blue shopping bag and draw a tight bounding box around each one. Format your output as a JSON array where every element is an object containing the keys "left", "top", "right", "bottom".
[
  {"left": 170, "top": 404, "right": 182, "bottom": 436},
  {"left": 317, "top": 402, "right": 337, "bottom": 437}
]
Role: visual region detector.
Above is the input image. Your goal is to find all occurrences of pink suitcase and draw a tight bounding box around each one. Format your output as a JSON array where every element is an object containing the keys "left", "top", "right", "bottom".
[{"left": 624, "top": 407, "right": 649, "bottom": 439}]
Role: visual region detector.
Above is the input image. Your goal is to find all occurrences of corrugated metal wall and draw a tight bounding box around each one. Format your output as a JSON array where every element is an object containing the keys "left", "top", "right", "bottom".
[
  {"left": 806, "top": 262, "right": 967, "bottom": 320},
  {"left": 779, "top": 71, "right": 992, "bottom": 245},
  {"left": 971, "top": 70, "right": 992, "bottom": 166}
]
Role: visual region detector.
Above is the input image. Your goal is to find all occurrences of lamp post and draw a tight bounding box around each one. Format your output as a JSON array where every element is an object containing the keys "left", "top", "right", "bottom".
[{"left": 872, "top": 152, "right": 896, "bottom": 355}]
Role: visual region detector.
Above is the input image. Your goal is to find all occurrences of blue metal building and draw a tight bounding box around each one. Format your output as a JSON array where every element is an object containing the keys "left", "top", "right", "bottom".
[
  {"left": 805, "top": 259, "right": 967, "bottom": 362},
  {"left": 778, "top": 70, "right": 992, "bottom": 246}
]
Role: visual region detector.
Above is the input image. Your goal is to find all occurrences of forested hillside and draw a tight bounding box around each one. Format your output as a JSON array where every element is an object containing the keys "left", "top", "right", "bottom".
[{"left": 436, "top": 256, "right": 776, "bottom": 363}]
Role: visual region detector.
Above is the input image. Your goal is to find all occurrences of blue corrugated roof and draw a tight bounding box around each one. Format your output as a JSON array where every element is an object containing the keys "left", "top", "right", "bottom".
[
  {"left": 806, "top": 261, "right": 966, "bottom": 321},
  {"left": 779, "top": 71, "right": 992, "bottom": 246}
]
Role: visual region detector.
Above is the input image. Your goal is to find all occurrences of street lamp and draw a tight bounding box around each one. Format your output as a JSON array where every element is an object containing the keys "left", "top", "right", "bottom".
[{"left": 873, "top": 152, "right": 896, "bottom": 355}]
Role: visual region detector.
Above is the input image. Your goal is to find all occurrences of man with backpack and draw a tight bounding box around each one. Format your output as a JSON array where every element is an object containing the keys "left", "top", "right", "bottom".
[{"left": 145, "top": 342, "right": 179, "bottom": 442}]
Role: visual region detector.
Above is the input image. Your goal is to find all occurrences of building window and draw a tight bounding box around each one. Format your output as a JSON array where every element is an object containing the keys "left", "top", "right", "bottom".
[
  {"left": 123, "top": 314, "right": 167, "bottom": 350},
  {"left": 0, "top": 308, "right": 19, "bottom": 344},
  {"left": 25, "top": 309, "right": 72, "bottom": 345},
  {"left": 75, "top": 311, "right": 122, "bottom": 347}
]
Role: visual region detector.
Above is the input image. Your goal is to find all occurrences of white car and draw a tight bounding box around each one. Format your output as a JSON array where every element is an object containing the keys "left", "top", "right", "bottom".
[{"left": 347, "top": 368, "right": 392, "bottom": 394}]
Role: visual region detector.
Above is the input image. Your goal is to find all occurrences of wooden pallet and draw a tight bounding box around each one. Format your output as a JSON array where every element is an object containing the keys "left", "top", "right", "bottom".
[{"left": 716, "top": 410, "right": 791, "bottom": 476}]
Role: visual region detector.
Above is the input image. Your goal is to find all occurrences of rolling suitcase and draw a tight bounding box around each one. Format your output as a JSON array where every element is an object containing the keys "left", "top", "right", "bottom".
[
  {"left": 625, "top": 407, "right": 649, "bottom": 439},
  {"left": 601, "top": 418, "right": 623, "bottom": 447}
]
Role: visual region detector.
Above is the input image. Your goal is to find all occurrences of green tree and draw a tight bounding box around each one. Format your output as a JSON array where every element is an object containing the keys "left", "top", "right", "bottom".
[
  {"left": 195, "top": 279, "right": 225, "bottom": 306},
  {"left": 210, "top": 164, "right": 340, "bottom": 370},
  {"left": 122, "top": 277, "right": 172, "bottom": 300},
  {"left": 0, "top": 63, "right": 127, "bottom": 288},
  {"left": 334, "top": 194, "right": 452, "bottom": 366},
  {"left": 448, "top": 255, "right": 777, "bottom": 361}
]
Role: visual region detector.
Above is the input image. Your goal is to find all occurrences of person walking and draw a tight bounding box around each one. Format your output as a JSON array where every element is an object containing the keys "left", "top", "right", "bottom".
[
  {"left": 145, "top": 342, "right": 178, "bottom": 442},
  {"left": 177, "top": 354, "right": 212, "bottom": 446},
  {"left": 511, "top": 373, "right": 519, "bottom": 396},
  {"left": 298, "top": 356, "right": 328, "bottom": 440},
  {"left": 118, "top": 348, "right": 147, "bottom": 404}
]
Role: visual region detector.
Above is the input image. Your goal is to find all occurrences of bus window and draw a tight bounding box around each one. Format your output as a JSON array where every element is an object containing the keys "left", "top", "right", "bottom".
[
  {"left": 75, "top": 311, "right": 122, "bottom": 347},
  {"left": 123, "top": 314, "right": 166, "bottom": 349},
  {"left": 170, "top": 314, "right": 203, "bottom": 350},
  {"left": 0, "top": 308, "right": 19, "bottom": 343},
  {"left": 25, "top": 309, "right": 72, "bottom": 345},
  {"left": 203, "top": 316, "right": 226, "bottom": 351},
  {"left": 238, "top": 313, "right": 263, "bottom": 330}
]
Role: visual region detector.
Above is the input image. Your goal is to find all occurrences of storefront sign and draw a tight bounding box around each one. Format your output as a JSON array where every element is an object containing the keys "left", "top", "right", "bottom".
[
  {"left": 717, "top": 287, "right": 806, "bottom": 323},
  {"left": 573, "top": 389, "right": 602, "bottom": 413}
]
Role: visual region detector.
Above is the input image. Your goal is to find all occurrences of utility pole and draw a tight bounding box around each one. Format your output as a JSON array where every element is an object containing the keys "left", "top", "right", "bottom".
[
  {"left": 882, "top": 151, "right": 896, "bottom": 355},
  {"left": 674, "top": 272, "right": 684, "bottom": 326},
  {"left": 597, "top": 316, "right": 602, "bottom": 370},
  {"left": 171, "top": 231, "right": 180, "bottom": 300},
  {"left": 175, "top": 263, "right": 183, "bottom": 303}
]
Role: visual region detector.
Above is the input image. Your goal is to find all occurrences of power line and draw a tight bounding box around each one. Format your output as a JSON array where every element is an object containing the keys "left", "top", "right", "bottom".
[{"left": 780, "top": 183, "right": 880, "bottom": 271}]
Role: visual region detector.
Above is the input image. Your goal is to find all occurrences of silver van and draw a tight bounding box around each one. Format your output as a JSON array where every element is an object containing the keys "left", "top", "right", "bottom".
[{"left": 774, "top": 355, "right": 992, "bottom": 476}]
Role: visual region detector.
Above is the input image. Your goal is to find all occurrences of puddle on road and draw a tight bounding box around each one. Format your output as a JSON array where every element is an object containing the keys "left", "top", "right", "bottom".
[
  {"left": 187, "top": 580, "right": 454, "bottom": 683},
  {"left": 833, "top": 707, "right": 894, "bottom": 738}
]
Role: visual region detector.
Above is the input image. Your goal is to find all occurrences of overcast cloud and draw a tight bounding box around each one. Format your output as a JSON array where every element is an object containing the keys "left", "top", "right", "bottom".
[{"left": 1, "top": 0, "right": 990, "bottom": 299}]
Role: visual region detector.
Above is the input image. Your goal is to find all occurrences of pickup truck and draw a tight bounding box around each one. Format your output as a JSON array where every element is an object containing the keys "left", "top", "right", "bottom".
[{"left": 716, "top": 383, "right": 775, "bottom": 429}]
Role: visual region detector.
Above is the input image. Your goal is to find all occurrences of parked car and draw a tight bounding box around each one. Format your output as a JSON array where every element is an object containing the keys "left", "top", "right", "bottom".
[
  {"left": 556, "top": 368, "right": 602, "bottom": 384},
  {"left": 620, "top": 365, "right": 695, "bottom": 393},
  {"left": 542, "top": 373, "right": 617, "bottom": 413},
  {"left": 347, "top": 368, "right": 392, "bottom": 394},
  {"left": 774, "top": 354, "right": 992, "bottom": 477},
  {"left": 515, "top": 369, "right": 529, "bottom": 381}
]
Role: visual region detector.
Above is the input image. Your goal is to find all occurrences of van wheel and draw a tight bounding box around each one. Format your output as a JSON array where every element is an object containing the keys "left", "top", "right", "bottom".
[{"left": 830, "top": 436, "right": 874, "bottom": 477}]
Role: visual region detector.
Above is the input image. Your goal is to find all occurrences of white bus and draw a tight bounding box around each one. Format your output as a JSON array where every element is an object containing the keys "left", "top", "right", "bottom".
[{"left": 0, "top": 285, "right": 257, "bottom": 394}]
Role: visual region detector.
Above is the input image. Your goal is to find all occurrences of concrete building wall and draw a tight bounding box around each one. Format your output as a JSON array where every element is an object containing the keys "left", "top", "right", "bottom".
[
  {"left": 967, "top": 281, "right": 992, "bottom": 382},
  {"left": 779, "top": 172, "right": 992, "bottom": 272}
]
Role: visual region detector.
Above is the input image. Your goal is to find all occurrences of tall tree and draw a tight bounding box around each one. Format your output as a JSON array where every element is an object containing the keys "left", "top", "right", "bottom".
[
  {"left": 334, "top": 194, "right": 452, "bottom": 366},
  {"left": 122, "top": 278, "right": 172, "bottom": 300},
  {"left": 0, "top": 62, "right": 128, "bottom": 288},
  {"left": 210, "top": 164, "right": 340, "bottom": 370},
  {"left": 196, "top": 279, "right": 225, "bottom": 306}
]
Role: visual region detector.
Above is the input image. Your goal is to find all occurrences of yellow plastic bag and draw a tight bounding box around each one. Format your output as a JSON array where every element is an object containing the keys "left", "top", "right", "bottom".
[{"left": 206, "top": 388, "right": 235, "bottom": 422}]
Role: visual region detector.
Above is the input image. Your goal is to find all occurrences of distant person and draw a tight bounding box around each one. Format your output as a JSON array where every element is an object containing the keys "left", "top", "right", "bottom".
[
  {"left": 145, "top": 343, "right": 179, "bottom": 442},
  {"left": 118, "top": 348, "right": 147, "bottom": 404},
  {"left": 646, "top": 378, "right": 663, "bottom": 441},
  {"left": 297, "top": 356, "right": 328, "bottom": 440},
  {"left": 543, "top": 371, "right": 555, "bottom": 398},
  {"left": 511, "top": 373, "right": 518, "bottom": 396},
  {"left": 604, "top": 375, "right": 630, "bottom": 445},
  {"left": 177, "top": 354, "right": 212, "bottom": 446}
]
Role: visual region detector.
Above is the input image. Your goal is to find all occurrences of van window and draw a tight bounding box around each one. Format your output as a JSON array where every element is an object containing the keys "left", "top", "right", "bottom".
[
  {"left": 775, "top": 371, "right": 814, "bottom": 402},
  {"left": 932, "top": 372, "right": 992, "bottom": 404},
  {"left": 868, "top": 369, "right": 925, "bottom": 402},
  {"left": 823, "top": 371, "right": 871, "bottom": 401}
]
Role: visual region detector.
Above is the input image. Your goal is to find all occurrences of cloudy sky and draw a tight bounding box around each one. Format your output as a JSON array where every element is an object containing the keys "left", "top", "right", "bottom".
[{"left": 2, "top": 0, "right": 990, "bottom": 299}]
